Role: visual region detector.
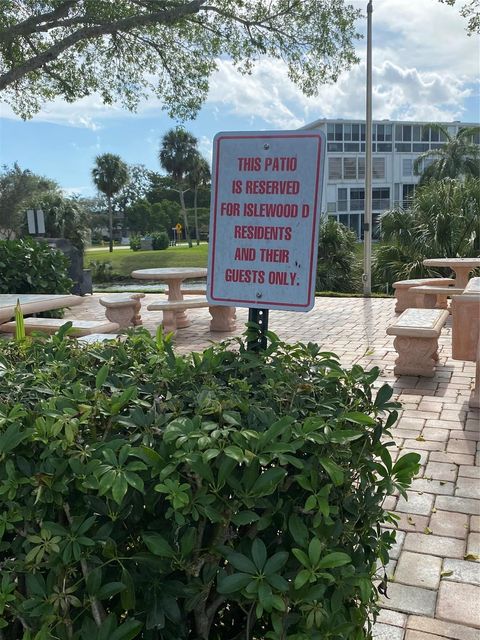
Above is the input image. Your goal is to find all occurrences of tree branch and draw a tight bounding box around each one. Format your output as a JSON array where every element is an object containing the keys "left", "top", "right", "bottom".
[
  {"left": 0, "top": 0, "right": 207, "bottom": 91},
  {"left": 2, "top": 1, "right": 80, "bottom": 42}
]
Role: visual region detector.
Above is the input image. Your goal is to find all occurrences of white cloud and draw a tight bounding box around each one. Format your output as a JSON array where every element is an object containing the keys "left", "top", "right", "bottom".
[{"left": 206, "top": 57, "right": 473, "bottom": 126}]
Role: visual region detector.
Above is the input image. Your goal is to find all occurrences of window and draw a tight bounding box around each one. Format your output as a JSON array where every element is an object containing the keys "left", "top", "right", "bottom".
[
  {"left": 350, "top": 188, "right": 364, "bottom": 211},
  {"left": 430, "top": 128, "right": 439, "bottom": 142},
  {"left": 344, "top": 143, "right": 360, "bottom": 152},
  {"left": 327, "top": 123, "right": 335, "bottom": 141},
  {"left": 338, "top": 188, "right": 348, "bottom": 212},
  {"left": 377, "top": 143, "right": 392, "bottom": 152},
  {"left": 385, "top": 124, "right": 392, "bottom": 141},
  {"left": 339, "top": 214, "right": 349, "bottom": 227},
  {"left": 335, "top": 124, "right": 343, "bottom": 141},
  {"left": 402, "top": 159, "right": 413, "bottom": 177},
  {"left": 352, "top": 124, "right": 360, "bottom": 141},
  {"left": 358, "top": 157, "right": 365, "bottom": 179},
  {"left": 403, "top": 184, "right": 415, "bottom": 208},
  {"left": 372, "top": 157, "right": 385, "bottom": 179},
  {"left": 328, "top": 157, "right": 342, "bottom": 180},
  {"left": 395, "top": 143, "right": 412, "bottom": 152},
  {"left": 372, "top": 188, "right": 390, "bottom": 211},
  {"left": 412, "top": 125, "right": 421, "bottom": 141},
  {"left": 402, "top": 125, "right": 412, "bottom": 141},
  {"left": 344, "top": 124, "right": 352, "bottom": 141},
  {"left": 328, "top": 143, "right": 343, "bottom": 152},
  {"left": 327, "top": 202, "right": 336, "bottom": 212},
  {"left": 343, "top": 158, "right": 357, "bottom": 180},
  {"left": 413, "top": 143, "right": 429, "bottom": 153}
]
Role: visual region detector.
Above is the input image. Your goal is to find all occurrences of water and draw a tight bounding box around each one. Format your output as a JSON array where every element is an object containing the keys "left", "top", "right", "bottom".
[{"left": 93, "top": 281, "right": 206, "bottom": 293}]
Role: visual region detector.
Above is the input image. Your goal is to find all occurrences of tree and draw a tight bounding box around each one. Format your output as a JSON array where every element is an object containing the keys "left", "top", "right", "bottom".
[
  {"left": 0, "top": 2, "right": 361, "bottom": 120},
  {"left": 413, "top": 124, "right": 480, "bottom": 185},
  {"left": 373, "top": 178, "right": 480, "bottom": 291},
  {"left": 91, "top": 154, "right": 129, "bottom": 252},
  {"left": 125, "top": 199, "right": 152, "bottom": 235},
  {"left": 0, "top": 163, "right": 56, "bottom": 238},
  {"left": 316, "top": 217, "right": 360, "bottom": 292},
  {"left": 34, "top": 191, "right": 91, "bottom": 251},
  {"left": 439, "top": 0, "right": 480, "bottom": 34},
  {"left": 159, "top": 128, "right": 198, "bottom": 248},
  {"left": 188, "top": 155, "right": 211, "bottom": 245}
]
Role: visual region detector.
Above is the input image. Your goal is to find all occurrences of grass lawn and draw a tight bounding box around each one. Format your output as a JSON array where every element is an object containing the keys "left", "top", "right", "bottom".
[{"left": 85, "top": 243, "right": 209, "bottom": 278}]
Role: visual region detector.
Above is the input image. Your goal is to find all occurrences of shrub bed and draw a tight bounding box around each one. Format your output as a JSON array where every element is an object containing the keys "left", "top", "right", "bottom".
[
  {"left": 0, "top": 330, "right": 419, "bottom": 639},
  {"left": 0, "top": 238, "right": 72, "bottom": 295}
]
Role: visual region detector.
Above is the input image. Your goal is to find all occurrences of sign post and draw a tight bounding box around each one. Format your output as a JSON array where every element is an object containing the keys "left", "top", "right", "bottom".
[{"left": 207, "top": 130, "right": 325, "bottom": 349}]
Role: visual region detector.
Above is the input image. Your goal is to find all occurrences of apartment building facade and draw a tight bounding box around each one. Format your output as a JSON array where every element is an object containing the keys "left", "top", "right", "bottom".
[{"left": 302, "top": 118, "right": 480, "bottom": 238}]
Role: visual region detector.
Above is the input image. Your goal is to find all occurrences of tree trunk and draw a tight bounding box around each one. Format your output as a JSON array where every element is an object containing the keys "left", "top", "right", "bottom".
[
  {"left": 108, "top": 195, "right": 113, "bottom": 253},
  {"left": 179, "top": 189, "right": 192, "bottom": 248},
  {"left": 194, "top": 186, "right": 200, "bottom": 246}
]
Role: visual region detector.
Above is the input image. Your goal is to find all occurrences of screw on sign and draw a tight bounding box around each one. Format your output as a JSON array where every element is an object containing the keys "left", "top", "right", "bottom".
[{"left": 206, "top": 130, "right": 326, "bottom": 350}]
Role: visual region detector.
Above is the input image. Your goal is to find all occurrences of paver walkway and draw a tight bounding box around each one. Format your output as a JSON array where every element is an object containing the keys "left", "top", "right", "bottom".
[{"left": 64, "top": 294, "right": 480, "bottom": 639}]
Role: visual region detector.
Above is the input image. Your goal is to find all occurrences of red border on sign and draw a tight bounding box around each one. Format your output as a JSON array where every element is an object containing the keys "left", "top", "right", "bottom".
[{"left": 208, "top": 133, "right": 323, "bottom": 308}]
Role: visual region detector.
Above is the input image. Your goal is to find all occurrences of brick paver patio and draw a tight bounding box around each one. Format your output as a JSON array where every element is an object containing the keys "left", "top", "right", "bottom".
[{"left": 64, "top": 294, "right": 480, "bottom": 639}]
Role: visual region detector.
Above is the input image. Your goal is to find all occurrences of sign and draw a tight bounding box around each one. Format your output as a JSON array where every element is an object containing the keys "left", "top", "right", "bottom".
[
  {"left": 26, "top": 209, "right": 45, "bottom": 235},
  {"left": 207, "top": 130, "right": 325, "bottom": 311},
  {"left": 175, "top": 223, "right": 183, "bottom": 232}
]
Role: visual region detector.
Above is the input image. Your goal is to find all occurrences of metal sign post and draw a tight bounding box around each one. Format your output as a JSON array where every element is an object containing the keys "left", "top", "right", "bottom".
[
  {"left": 206, "top": 130, "right": 326, "bottom": 351},
  {"left": 247, "top": 308, "right": 269, "bottom": 351}
]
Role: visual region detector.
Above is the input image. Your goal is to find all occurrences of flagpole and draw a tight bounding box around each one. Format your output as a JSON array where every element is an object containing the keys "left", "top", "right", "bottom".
[{"left": 363, "top": 0, "right": 373, "bottom": 296}]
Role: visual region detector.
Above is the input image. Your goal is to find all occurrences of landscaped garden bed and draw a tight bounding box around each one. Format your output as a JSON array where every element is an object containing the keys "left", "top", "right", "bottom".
[{"left": 0, "top": 328, "right": 419, "bottom": 639}]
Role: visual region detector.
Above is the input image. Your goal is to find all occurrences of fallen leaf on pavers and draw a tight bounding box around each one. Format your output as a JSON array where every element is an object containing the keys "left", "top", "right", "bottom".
[
  {"left": 432, "top": 507, "right": 437, "bottom": 513},
  {"left": 424, "top": 527, "right": 432, "bottom": 535},
  {"left": 407, "top": 516, "right": 416, "bottom": 525},
  {"left": 441, "top": 570, "right": 453, "bottom": 577},
  {"left": 416, "top": 435, "right": 425, "bottom": 441},
  {"left": 464, "top": 553, "right": 480, "bottom": 561}
]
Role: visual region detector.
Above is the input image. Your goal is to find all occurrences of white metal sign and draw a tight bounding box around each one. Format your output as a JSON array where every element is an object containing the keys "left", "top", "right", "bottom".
[{"left": 207, "top": 130, "right": 325, "bottom": 311}]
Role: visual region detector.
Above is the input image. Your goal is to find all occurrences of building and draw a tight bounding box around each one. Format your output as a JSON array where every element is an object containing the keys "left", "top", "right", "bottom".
[{"left": 301, "top": 118, "right": 480, "bottom": 238}]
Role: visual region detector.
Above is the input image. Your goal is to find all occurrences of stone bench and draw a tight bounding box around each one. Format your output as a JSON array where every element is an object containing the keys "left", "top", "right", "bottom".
[
  {"left": 177, "top": 287, "right": 207, "bottom": 295},
  {"left": 387, "top": 308, "right": 450, "bottom": 377},
  {"left": 0, "top": 318, "right": 119, "bottom": 336},
  {"left": 393, "top": 278, "right": 455, "bottom": 313},
  {"left": 413, "top": 285, "right": 464, "bottom": 310},
  {"left": 99, "top": 293, "right": 145, "bottom": 328},
  {"left": 147, "top": 297, "right": 235, "bottom": 334}
]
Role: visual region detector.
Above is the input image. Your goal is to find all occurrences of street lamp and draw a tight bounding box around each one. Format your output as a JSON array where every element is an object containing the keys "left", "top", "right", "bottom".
[{"left": 363, "top": 0, "right": 373, "bottom": 296}]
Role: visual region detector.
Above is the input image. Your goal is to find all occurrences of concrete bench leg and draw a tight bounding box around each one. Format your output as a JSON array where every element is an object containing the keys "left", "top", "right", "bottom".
[
  {"left": 104, "top": 305, "right": 136, "bottom": 328},
  {"left": 162, "top": 310, "right": 178, "bottom": 334},
  {"left": 393, "top": 335, "right": 439, "bottom": 377},
  {"left": 132, "top": 298, "right": 143, "bottom": 326},
  {"left": 209, "top": 306, "right": 236, "bottom": 332},
  {"left": 416, "top": 292, "right": 449, "bottom": 310},
  {"left": 395, "top": 288, "right": 420, "bottom": 313}
]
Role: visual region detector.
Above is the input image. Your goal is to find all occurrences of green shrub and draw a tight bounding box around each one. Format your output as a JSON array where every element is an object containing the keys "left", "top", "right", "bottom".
[
  {"left": 130, "top": 235, "right": 141, "bottom": 251},
  {"left": 88, "top": 260, "right": 118, "bottom": 283},
  {"left": 316, "top": 218, "right": 360, "bottom": 293},
  {"left": 151, "top": 231, "right": 170, "bottom": 250},
  {"left": 0, "top": 238, "right": 72, "bottom": 295},
  {"left": 0, "top": 330, "right": 419, "bottom": 639}
]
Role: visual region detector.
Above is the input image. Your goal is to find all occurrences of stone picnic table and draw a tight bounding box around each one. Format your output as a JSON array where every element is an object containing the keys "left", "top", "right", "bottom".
[
  {"left": 423, "top": 258, "right": 480, "bottom": 289},
  {"left": 0, "top": 294, "right": 83, "bottom": 324},
  {"left": 131, "top": 267, "right": 207, "bottom": 328}
]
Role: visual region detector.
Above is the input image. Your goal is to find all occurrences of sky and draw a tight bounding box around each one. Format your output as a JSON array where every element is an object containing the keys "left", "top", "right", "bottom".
[{"left": 0, "top": 0, "right": 479, "bottom": 197}]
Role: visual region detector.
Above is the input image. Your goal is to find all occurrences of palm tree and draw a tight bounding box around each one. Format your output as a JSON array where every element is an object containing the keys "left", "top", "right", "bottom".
[
  {"left": 159, "top": 128, "right": 198, "bottom": 248},
  {"left": 91, "top": 154, "right": 129, "bottom": 252},
  {"left": 188, "top": 155, "right": 210, "bottom": 246},
  {"left": 414, "top": 124, "right": 480, "bottom": 184},
  {"left": 373, "top": 177, "right": 480, "bottom": 290}
]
